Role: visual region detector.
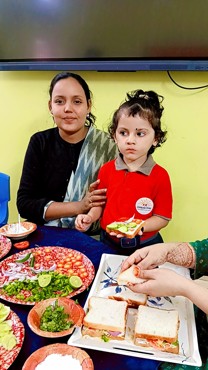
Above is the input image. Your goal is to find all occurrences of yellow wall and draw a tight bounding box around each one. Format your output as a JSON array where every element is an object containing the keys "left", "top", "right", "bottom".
[{"left": 1, "top": 70, "right": 208, "bottom": 243}]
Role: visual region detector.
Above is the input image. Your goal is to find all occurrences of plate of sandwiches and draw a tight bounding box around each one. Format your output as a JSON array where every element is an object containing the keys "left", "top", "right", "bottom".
[{"left": 68, "top": 254, "right": 202, "bottom": 367}]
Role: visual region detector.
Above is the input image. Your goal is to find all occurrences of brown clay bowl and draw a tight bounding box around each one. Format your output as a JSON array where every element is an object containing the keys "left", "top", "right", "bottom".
[
  {"left": 27, "top": 297, "right": 85, "bottom": 338},
  {"left": 22, "top": 343, "right": 94, "bottom": 370}
]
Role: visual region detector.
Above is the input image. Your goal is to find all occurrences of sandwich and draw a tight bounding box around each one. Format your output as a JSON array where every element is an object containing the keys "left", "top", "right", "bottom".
[
  {"left": 134, "top": 305, "right": 180, "bottom": 354},
  {"left": 117, "top": 265, "right": 146, "bottom": 286},
  {"left": 108, "top": 287, "right": 147, "bottom": 308},
  {"left": 82, "top": 296, "right": 128, "bottom": 341},
  {"left": 106, "top": 219, "right": 145, "bottom": 239}
]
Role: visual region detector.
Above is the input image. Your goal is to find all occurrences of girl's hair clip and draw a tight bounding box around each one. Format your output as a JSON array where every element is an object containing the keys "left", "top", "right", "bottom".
[{"left": 138, "top": 94, "right": 149, "bottom": 100}]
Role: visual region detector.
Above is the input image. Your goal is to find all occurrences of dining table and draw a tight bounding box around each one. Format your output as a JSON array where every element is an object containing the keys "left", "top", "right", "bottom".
[{"left": 0, "top": 225, "right": 161, "bottom": 370}]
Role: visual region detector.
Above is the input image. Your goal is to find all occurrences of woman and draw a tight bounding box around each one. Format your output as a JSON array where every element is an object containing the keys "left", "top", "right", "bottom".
[{"left": 17, "top": 72, "right": 117, "bottom": 231}]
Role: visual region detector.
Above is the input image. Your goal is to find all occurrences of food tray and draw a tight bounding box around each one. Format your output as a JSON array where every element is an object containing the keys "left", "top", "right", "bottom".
[{"left": 68, "top": 253, "right": 202, "bottom": 367}]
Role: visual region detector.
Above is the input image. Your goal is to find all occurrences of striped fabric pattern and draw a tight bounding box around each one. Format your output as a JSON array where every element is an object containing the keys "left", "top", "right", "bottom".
[{"left": 61, "top": 126, "right": 117, "bottom": 229}]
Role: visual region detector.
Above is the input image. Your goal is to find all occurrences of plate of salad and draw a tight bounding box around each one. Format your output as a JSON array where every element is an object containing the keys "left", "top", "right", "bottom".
[
  {"left": 0, "top": 246, "right": 95, "bottom": 305},
  {"left": 0, "top": 235, "right": 12, "bottom": 260},
  {"left": 0, "top": 302, "right": 25, "bottom": 370}
]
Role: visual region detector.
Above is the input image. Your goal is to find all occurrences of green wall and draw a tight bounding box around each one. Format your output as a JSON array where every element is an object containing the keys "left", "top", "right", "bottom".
[{"left": 1, "top": 70, "right": 208, "bottom": 243}]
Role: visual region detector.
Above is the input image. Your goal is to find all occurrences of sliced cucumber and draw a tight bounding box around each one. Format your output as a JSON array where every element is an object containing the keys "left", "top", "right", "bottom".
[
  {"left": 118, "top": 225, "right": 128, "bottom": 233},
  {"left": 127, "top": 222, "right": 137, "bottom": 228},
  {"left": 107, "top": 222, "right": 118, "bottom": 230}
]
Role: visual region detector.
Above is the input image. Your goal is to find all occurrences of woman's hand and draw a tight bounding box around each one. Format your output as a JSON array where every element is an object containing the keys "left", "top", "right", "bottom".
[
  {"left": 79, "top": 179, "right": 107, "bottom": 213},
  {"left": 75, "top": 214, "right": 93, "bottom": 232},
  {"left": 121, "top": 243, "right": 170, "bottom": 272},
  {"left": 128, "top": 268, "right": 188, "bottom": 297},
  {"left": 129, "top": 268, "right": 208, "bottom": 314}
]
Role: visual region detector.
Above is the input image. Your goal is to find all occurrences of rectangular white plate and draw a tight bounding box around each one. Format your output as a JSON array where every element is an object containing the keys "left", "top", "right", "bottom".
[{"left": 68, "top": 253, "right": 202, "bottom": 367}]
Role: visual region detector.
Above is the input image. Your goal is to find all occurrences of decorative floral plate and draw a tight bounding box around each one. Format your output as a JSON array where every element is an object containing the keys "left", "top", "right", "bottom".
[
  {"left": 68, "top": 253, "right": 202, "bottom": 367},
  {"left": 0, "top": 246, "right": 95, "bottom": 305},
  {"left": 0, "top": 235, "right": 12, "bottom": 260},
  {"left": 0, "top": 222, "right": 37, "bottom": 240},
  {"left": 0, "top": 306, "right": 25, "bottom": 370}
]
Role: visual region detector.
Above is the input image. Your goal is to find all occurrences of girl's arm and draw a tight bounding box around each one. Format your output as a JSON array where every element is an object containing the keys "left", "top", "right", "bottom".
[
  {"left": 141, "top": 215, "right": 169, "bottom": 233},
  {"left": 45, "top": 180, "right": 106, "bottom": 221}
]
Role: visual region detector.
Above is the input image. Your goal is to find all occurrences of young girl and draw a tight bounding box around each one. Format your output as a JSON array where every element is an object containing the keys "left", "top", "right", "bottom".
[{"left": 75, "top": 89, "right": 172, "bottom": 253}]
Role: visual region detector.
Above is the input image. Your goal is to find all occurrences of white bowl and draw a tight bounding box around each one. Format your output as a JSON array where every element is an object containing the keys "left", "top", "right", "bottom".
[{"left": 0, "top": 222, "right": 37, "bottom": 240}]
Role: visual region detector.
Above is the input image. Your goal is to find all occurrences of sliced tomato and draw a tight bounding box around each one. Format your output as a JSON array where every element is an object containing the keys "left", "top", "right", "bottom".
[{"left": 13, "top": 241, "right": 30, "bottom": 250}]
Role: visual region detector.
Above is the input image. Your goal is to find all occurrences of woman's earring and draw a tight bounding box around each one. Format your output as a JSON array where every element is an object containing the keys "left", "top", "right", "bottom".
[{"left": 86, "top": 113, "right": 90, "bottom": 118}]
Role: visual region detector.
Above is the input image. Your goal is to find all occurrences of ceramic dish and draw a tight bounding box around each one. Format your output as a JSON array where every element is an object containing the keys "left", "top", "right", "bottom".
[
  {"left": 0, "top": 222, "right": 37, "bottom": 240},
  {"left": 0, "top": 246, "right": 95, "bottom": 305},
  {"left": 27, "top": 297, "right": 85, "bottom": 338},
  {"left": 22, "top": 343, "right": 94, "bottom": 370},
  {"left": 68, "top": 254, "right": 202, "bottom": 367},
  {"left": 0, "top": 306, "right": 25, "bottom": 370},
  {"left": 0, "top": 235, "right": 12, "bottom": 260}
]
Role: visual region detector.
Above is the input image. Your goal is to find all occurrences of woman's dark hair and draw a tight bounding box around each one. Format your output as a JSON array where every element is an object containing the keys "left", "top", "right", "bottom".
[
  {"left": 49, "top": 71, "right": 96, "bottom": 126},
  {"left": 108, "top": 89, "right": 167, "bottom": 154}
]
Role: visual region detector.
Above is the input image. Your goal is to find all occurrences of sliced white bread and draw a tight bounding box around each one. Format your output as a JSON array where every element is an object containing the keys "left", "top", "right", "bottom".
[
  {"left": 134, "top": 305, "right": 179, "bottom": 354},
  {"left": 109, "top": 287, "right": 147, "bottom": 307},
  {"left": 82, "top": 296, "right": 128, "bottom": 340},
  {"left": 117, "top": 265, "right": 146, "bottom": 286}
]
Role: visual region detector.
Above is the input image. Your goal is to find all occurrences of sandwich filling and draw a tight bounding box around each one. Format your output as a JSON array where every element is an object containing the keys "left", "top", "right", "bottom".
[
  {"left": 135, "top": 337, "right": 179, "bottom": 352},
  {"left": 82, "top": 326, "right": 125, "bottom": 341}
]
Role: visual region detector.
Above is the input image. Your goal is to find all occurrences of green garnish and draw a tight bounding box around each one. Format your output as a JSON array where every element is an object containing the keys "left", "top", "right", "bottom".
[
  {"left": 101, "top": 333, "right": 110, "bottom": 342},
  {"left": 16, "top": 253, "right": 31, "bottom": 263},
  {"left": 40, "top": 299, "right": 73, "bottom": 332},
  {"left": 2, "top": 271, "right": 76, "bottom": 302},
  {"left": 30, "top": 255, "right": 35, "bottom": 267}
]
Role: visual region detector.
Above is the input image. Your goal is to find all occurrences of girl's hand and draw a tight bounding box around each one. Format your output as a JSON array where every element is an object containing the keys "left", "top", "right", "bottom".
[
  {"left": 110, "top": 228, "right": 144, "bottom": 238},
  {"left": 128, "top": 268, "right": 188, "bottom": 297},
  {"left": 75, "top": 214, "right": 93, "bottom": 232}
]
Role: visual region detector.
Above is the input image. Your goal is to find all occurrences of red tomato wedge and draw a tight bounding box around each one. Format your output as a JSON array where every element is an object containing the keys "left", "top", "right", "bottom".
[{"left": 13, "top": 241, "right": 30, "bottom": 250}]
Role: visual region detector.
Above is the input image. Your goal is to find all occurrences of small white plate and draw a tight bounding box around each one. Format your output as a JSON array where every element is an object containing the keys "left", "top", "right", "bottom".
[{"left": 0, "top": 222, "right": 37, "bottom": 240}]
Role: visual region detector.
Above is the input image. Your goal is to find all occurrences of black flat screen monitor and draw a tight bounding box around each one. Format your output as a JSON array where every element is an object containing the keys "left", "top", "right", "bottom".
[{"left": 0, "top": 0, "right": 208, "bottom": 71}]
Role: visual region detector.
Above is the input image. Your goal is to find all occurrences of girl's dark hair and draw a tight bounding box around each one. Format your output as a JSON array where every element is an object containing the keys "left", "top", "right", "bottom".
[
  {"left": 49, "top": 71, "right": 96, "bottom": 126},
  {"left": 108, "top": 89, "right": 167, "bottom": 154}
]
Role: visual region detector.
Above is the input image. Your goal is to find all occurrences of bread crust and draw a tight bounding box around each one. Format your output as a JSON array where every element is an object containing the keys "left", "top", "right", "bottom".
[
  {"left": 83, "top": 318, "right": 126, "bottom": 332},
  {"left": 106, "top": 219, "right": 145, "bottom": 239},
  {"left": 108, "top": 292, "right": 147, "bottom": 308}
]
